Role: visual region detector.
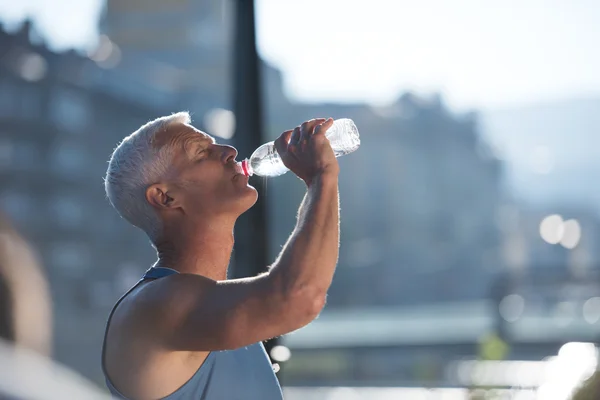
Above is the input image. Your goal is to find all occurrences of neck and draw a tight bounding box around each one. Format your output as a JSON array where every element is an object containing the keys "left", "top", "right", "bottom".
[{"left": 154, "top": 216, "right": 236, "bottom": 281}]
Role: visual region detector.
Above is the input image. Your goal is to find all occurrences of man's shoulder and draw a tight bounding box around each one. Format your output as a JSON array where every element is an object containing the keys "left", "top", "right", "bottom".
[{"left": 112, "top": 274, "right": 216, "bottom": 332}]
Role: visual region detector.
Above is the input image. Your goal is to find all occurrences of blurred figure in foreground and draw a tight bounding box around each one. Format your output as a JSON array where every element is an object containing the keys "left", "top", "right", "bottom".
[
  {"left": 572, "top": 371, "right": 600, "bottom": 400},
  {"left": 102, "top": 113, "right": 340, "bottom": 399},
  {"left": 0, "top": 213, "right": 110, "bottom": 399},
  {"left": 0, "top": 212, "right": 51, "bottom": 355}
]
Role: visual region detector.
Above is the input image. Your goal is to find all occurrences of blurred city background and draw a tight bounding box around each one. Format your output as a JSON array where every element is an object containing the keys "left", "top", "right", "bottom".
[{"left": 0, "top": 0, "right": 599, "bottom": 399}]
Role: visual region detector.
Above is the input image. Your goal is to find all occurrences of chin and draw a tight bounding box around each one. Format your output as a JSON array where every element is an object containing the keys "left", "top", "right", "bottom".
[
  {"left": 242, "top": 186, "right": 259, "bottom": 209},
  {"left": 227, "top": 185, "right": 258, "bottom": 215}
]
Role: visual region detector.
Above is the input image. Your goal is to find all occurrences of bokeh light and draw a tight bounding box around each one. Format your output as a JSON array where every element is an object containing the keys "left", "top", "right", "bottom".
[
  {"left": 582, "top": 297, "right": 600, "bottom": 324},
  {"left": 18, "top": 52, "right": 46, "bottom": 82},
  {"left": 203, "top": 108, "right": 236, "bottom": 140},
  {"left": 270, "top": 345, "right": 291, "bottom": 363},
  {"left": 539, "top": 214, "right": 564, "bottom": 245},
  {"left": 560, "top": 219, "right": 581, "bottom": 249},
  {"left": 499, "top": 294, "right": 525, "bottom": 322},
  {"left": 88, "top": 35, "right": 121, "bottom": 69}
]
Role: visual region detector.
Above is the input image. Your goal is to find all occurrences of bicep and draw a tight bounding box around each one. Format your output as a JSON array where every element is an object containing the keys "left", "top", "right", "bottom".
[{"left": 158, "top": 273, "right": 314, "bottom": 352}]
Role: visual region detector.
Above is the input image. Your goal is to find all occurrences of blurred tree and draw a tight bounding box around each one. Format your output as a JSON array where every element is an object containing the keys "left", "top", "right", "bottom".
[{"left": 478, "top": 333, "right": 509, "bottom": 361}]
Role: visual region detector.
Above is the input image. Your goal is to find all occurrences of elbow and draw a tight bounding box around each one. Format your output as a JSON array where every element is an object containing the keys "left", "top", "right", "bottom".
[
  {"left": 267, "top": 271, "right": 327, "bottom": 328},
  {"left": 308, "top": 290, "right": 327, "bottom": 319},
  {"left": 287, "top": 287, "right": 327, "bottom": 326}
]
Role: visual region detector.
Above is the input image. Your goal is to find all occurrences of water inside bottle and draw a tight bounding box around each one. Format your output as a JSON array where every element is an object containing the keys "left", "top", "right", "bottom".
[{"left": 249, "top": 144, "right": 289, "bottom": 177}]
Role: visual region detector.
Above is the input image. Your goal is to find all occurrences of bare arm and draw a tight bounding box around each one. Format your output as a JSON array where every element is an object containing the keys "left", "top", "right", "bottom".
[
  {"left": 152, "top": 118, "right": 340, "bottom": 351},
  {"left": 268, "top": 172, "right": 340, "bottom": 307}
]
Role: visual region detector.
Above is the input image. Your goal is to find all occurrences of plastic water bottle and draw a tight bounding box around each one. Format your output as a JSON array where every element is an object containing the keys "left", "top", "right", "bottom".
[{"left": 239, "top": 118, "right": 360, "bottom": 177}]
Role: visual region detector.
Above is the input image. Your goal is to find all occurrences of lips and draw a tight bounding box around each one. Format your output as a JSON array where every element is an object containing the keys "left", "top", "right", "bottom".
[
  {"left": 232, "top": 162, "right": 246, "bottom": 179},
  {"left": 234, "top": 162, "right": 244, "bottom": 175}
]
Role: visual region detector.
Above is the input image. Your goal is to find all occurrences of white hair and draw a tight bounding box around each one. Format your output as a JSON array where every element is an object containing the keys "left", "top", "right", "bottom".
[{"left": 105, "top": 112, "right": 191, "bottom": 241}]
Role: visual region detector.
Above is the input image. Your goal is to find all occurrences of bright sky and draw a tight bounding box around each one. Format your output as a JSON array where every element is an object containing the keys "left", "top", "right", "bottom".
[{"left": 0, "top": 0, "right": 599, "bottom": 111}]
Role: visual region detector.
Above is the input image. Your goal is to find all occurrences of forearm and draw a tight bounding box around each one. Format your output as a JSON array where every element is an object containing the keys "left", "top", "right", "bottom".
[{"left": 269, "top": 172, "right": 340, "bottom": 300}]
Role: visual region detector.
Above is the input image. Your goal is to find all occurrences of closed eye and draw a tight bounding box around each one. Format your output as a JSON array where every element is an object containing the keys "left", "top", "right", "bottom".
[{"left": 195, "top": 148, "right": 211, "bottom": 161}]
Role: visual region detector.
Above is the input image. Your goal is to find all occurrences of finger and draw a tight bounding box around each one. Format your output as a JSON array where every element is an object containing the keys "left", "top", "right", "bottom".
[
  {"left": 300, "top": 118, "right": 326, "bottom": 142},
  {"left": 290, "top": 126, "right": 301, "bottom": 145},
  {"left": 280, "top": 129, "right": 294, "bottom": 143},
  {"left": 274, "top": 129, "right": 293, "bottom": 155},
  {"left": 313, "top": 118, "right": 334, "bottom": 136}
]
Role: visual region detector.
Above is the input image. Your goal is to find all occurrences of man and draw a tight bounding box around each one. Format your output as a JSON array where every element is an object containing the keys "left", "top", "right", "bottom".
[{"left": 102, "top": 113, "right": 340, "bottom": 399}]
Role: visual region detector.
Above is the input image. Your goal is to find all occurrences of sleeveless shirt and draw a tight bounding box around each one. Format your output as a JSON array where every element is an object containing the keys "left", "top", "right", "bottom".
[{"left": 101, "top": 267, "right": 284, "bottom": 399}]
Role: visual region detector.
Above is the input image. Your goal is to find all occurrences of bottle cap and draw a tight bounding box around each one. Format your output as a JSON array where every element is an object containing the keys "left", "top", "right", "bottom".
[{"left": 240, "top": 159, "right": 252, "bottom": 177}]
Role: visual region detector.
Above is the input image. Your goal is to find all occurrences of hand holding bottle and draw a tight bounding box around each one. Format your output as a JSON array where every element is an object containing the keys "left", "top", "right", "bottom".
[
  {"left": 273, "top": 118, "right": 338, "bottom": 186},
  {"left": 239, "top": 118, "right": 360, "bottom": 179}
]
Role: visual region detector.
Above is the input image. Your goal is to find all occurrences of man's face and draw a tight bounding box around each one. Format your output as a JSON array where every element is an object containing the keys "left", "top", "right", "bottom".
[{"left": 154, "top": 123, "right": 258, "bottom": 219}]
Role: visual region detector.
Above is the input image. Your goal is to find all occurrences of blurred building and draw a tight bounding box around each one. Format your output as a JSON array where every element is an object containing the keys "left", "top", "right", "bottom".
[
  {"left": 100, "top": 0, "right": 233, "bottom": 109},
  {"left": 264, "top": 92, "right": 505, "bottom": 308},
  {"left": 338, "top": 94, "right": 504, "bottom": 307},
  {"left": 497, "top": 203, "right": 600, "bottom": 307},
  {"left": 0, "top": 14, "right": 509, "bottom": 389},
  {"left": 101, "top": 0, "right": 507, "bottom": 309},
  {"left": 0, "top": 18, "right": 290, "bottom": 385},
  {"left": 102, "top": 0, "right": 508, "bottom": 309},
  {"left": 4, "top": 1, "right": 600, "bottom": 393},
  {"left": 0, "top": 21, "right": 178, "bottom": 384}
]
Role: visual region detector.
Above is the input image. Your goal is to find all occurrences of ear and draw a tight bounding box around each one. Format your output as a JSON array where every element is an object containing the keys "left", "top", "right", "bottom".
[{"left": 145, "top": 184, "right": 182, "bottom": 210}]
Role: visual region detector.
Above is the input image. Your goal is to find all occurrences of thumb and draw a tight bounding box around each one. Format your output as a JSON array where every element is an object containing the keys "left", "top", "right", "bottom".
[{"left": 314, "top": 118, "right": 334, "bottom": 136}]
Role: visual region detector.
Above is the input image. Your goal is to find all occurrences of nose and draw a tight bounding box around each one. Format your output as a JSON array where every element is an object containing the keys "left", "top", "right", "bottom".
[{"left": 220, "top": 145, "right": 238, "bottom": 163}]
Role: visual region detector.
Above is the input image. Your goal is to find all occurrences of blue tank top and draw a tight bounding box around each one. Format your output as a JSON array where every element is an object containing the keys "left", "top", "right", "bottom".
[{"left": 101, "top": 267, "right": 284, "bottom": 400}]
